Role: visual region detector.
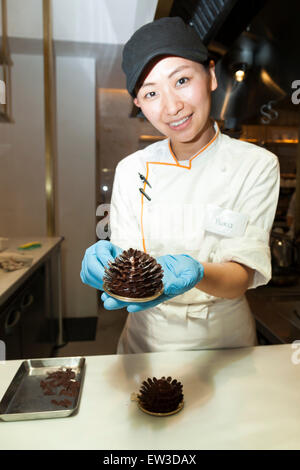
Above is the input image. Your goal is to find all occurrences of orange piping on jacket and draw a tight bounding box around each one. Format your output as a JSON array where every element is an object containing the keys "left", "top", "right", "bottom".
[{"left": 140, "top": 127, "right": 220, "bottom": 253}]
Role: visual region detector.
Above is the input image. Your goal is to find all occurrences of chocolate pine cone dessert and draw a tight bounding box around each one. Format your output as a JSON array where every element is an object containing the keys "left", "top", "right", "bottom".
[
  {"left": 138, "top": 376, "right": 184, "bottom": 414},
  {"left": 103, "top": 248, "right": 163, "bottom": 299}
]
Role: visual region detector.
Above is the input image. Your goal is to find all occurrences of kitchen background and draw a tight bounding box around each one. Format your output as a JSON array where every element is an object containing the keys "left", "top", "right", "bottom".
[{"left": 0, "top": 0, "right": 299, "bottom": 360}]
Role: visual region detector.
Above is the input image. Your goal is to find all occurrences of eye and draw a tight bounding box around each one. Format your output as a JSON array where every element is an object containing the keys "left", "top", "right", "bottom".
[
  {"left": 145, "top": 91, "right": 156, "bottom": 99},
  {"left": 176, "top": 77, "right": 189, "bottom": 86}
]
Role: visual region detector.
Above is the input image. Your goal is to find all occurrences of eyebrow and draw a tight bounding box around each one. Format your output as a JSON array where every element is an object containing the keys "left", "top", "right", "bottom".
[{"left": 140, "top": 65, "right": 192, "bottom": 89}]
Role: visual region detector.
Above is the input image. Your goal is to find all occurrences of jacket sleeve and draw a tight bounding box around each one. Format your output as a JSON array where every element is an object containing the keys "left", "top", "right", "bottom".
[
  {"left": 109, "top": 162, "right": 143, "bottom": 251},
  {"left": 211, "top": 152, "right": 280, "bottom": 289}
]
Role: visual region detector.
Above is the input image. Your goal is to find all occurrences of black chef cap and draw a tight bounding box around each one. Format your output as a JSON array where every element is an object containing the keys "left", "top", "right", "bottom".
[{"left": 122, "top": 17, "right": 208, "bottom": 98}]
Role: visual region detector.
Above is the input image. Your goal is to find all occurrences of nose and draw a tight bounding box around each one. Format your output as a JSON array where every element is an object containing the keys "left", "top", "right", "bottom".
[{"left": 162, "top": 89, "right": 184, "bottom": 116}]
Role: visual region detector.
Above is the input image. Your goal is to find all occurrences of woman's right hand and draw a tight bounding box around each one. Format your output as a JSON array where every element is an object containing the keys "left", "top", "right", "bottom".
[{"left": 80, "top": 240, "right": 122, "bottom": 290}]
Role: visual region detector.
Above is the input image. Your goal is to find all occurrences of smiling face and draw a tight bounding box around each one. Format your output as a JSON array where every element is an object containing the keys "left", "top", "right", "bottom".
[{"left": 134, "top": 56, "right": 218, "bottom": 159}]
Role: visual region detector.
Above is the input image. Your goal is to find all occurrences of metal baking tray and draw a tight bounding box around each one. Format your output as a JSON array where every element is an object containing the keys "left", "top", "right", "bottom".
[{"left": 0, "top": 357, "right": 85, "bottom": 422}]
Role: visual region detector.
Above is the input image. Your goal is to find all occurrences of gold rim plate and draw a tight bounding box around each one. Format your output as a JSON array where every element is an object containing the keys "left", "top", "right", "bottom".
[
  {"left": 137, "top": 400, "right": 184, "bottom": 417},
  {"left": 103, "top": 284, "right": 164, "bottom": 303}
]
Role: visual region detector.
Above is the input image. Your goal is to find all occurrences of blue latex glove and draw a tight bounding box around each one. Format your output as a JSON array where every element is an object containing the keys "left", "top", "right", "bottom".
[
  {"left": 80, "top": 240, "right": 122, "bottom": 290},
  {"left": 101, "top": 254, "right": 204, "bottom": 313}
]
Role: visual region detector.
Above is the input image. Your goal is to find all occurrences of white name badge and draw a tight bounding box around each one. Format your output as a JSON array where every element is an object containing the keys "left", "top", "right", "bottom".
[{"left": 204, "top": 204, "right": 248, "bottom": 238}]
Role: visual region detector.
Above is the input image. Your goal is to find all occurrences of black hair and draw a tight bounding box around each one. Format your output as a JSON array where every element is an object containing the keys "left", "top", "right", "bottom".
[{"left": 201, "top": 58, "right": 211, "bottom": 69}]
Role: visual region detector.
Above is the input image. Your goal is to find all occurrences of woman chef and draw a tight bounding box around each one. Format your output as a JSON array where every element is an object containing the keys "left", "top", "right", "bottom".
[{"left": 81, "top": 17, "right": 280, "bottom": 353}]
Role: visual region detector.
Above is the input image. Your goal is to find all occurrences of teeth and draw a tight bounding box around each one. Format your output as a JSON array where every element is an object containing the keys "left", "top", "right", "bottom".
[{"left": 170, "top": 116, "right": 190, "bottom": 127}]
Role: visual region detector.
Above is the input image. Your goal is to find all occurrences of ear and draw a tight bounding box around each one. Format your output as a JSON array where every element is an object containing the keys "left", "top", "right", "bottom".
[
  {"left": 133, "top": 97, "right": 141, "bottom": 108},
  {"left": 208, "top": 60, "right": 218, "bottom": 92}
]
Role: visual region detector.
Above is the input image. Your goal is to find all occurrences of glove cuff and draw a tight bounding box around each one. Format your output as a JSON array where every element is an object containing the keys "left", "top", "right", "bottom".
[{"left": 197, "top": 261, "right": 205, "bottom": 283}]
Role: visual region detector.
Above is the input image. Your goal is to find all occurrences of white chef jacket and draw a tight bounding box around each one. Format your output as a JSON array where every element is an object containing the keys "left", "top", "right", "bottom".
[{"left": 109, "top": 122, "right": 280, "bottom": 353}]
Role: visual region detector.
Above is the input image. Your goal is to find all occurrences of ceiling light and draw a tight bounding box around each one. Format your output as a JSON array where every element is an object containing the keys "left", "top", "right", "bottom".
[
  {"left": 232, "top": 63, "right": 248, "bottom": 83},
  {"left": 235, "top": 69, "right": 246, "bottom": 82}
]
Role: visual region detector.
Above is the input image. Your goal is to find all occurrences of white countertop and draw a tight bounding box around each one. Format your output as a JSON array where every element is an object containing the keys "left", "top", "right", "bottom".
[
  {"left": 0, "top": 344, "right": 300, "bottom": 450},
  {"left": 0, "top": 237, "right": 63, "bottom": 306}
]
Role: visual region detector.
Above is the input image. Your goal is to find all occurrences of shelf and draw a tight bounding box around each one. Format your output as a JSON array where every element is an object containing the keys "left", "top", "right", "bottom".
[{"left": 240, "top": 138, "right": 298, "bottom": 145}]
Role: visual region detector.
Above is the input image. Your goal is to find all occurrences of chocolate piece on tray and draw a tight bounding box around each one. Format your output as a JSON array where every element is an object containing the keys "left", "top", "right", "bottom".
[{"left": 40, "top": 368, "right": 80, "bottom": 407}]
